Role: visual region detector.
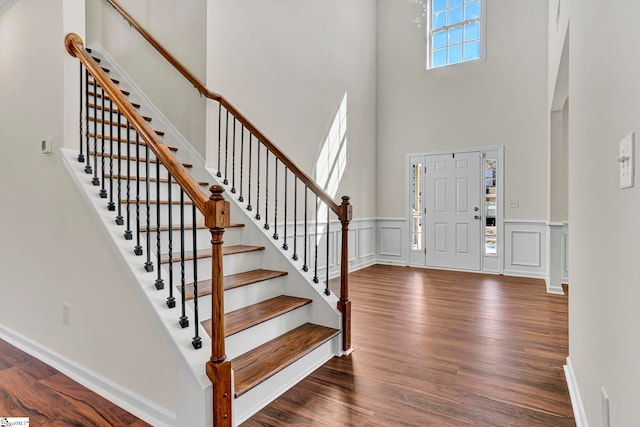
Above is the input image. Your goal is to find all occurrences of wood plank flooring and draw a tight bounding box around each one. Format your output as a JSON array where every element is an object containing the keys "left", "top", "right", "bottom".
[
  {"left": 0, "top": 265, "right": 573, "bottom": 426},
  {"left": 0, "top": 338, "right": 150, "bottom": 426},
  {"left": 241, "top": 265, "right": 575, "bottom": 427}
]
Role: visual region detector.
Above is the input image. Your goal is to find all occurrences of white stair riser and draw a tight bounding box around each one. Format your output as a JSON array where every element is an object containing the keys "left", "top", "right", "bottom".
[
  {"left": 225, "top": 305, "right": 310, "bottom": 360},
  {"left": 87, "top": 157, "right": 175, "bottom": 180},
  {"left": 223, "top": 277, "right": 286, "bottom": 313},
  {"left": 142, "top": 227, "right": 243, "bottom": 254},
  {"left": 124, "top": 203, "right": 203, "bottom": 226},
  {"left": 159, "top": 250, "right": 265, "bottom": 284}
]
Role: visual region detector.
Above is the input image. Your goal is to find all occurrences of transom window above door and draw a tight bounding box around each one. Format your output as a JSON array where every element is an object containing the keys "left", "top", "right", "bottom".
[{"left": 427, "top": 0, "right": 484, "bottom": 69}]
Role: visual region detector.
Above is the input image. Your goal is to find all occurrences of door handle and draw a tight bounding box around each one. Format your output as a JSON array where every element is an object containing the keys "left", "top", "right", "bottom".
[{"left": 474, "top": 215, "right": 481, "bottom": 220}]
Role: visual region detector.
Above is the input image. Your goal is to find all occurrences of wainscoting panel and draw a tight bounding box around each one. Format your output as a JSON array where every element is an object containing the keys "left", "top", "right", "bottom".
[
  {"left": 377, "top": 219, "right": 407, "bottom": 266},
  {"left": 504, "top": 221, "right": 548, "bottom": 278}
]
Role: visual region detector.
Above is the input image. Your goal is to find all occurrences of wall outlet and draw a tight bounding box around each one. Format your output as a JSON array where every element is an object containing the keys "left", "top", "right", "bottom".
[
  {"left": 601, "top": 387, "right": 610, "bottom": 427},
  {"left": 63, "top": 303, "right": 70, "bottom": 325},
  {"left": 41, "top": 137, "right": 53, "bottom": 155},
  {"left": 508, "top": 199, "right": 519, "bottom": 208}
]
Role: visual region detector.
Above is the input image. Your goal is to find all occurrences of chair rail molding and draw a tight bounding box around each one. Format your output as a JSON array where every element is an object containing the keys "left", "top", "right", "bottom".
[{"left": 0, "top": 0, "right": 19, "bottom": 15}]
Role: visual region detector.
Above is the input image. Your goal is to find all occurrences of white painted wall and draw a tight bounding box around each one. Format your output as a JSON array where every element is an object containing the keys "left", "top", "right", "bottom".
[
  {"left": 376, "top": 0, "right": 548, "bottom": 220},
  {"left": 206, "top": 0, "right": 378, "bottom": 219},
  {"left": 86, "top": 0, "right": 207, "bottom": 157},
  {"left": 550, "top": 0, "right": 640, "bottom": 425},
  {"left": 0, "top": 0, "right": 177, "bottom": 414}
]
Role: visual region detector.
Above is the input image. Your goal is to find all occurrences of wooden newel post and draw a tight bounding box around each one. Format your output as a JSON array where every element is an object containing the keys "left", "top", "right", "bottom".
[
  {"left": 204, "top": 185, "right": 232, "bottom": 427},
  {"left": 338, "top": 195, "right": 353, "bottom": 355}
]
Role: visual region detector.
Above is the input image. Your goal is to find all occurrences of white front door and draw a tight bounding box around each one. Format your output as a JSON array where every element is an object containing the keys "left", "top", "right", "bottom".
[{"left": 425, "top": 152, "right": 482, "bottom": 271}]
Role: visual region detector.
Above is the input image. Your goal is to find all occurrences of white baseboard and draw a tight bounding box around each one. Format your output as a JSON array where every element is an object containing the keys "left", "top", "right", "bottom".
[
  {"left": 564, "top": 356, "right": 589, "bottom": 427},
  {"left": 545, "top": 277, "right": 565, "bottom": 295},
  {"left": 0, "top": 324, "right": 175, "bottom": 427}
]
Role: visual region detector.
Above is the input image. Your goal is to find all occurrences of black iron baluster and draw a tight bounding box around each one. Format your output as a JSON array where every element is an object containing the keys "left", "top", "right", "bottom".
[
  {"left": 282, "top": 167, "right": 288, "bottom": 250},
  {"left": 216, "top": 103, "right": 222, "bottom": 178},
  {"left": 179, "top": 189, "right": 189, "bottom": 328},
  {"left": 231, "top": 118, "right": 236, "bottom": 194},
  {"left": 192, "top": 203, "right": 202, "bottom": 349},
  {"left": 134, "top": 132, "right": 143, "bottom": 256},
  {"left": 155, "top": 158, "right": 164, "bottom": 290},
  {"left": 223, "top": 110, "right": 229, "bottom": 185},
  {"left": 239, "top": 125, "right": 244, "bottom": 203},
  {"left": 247, "top": 134, "right": 253, "bottom": 211},
  {"left": 292, "top": 176, "right": 298, "bottom": 260},
  {"left": 91, "top": 79, "right": 99, "bottom": 184},
  {"left": 167, "top": 173, "right": 176, "bottom": 308},
  {"left": 107, "top": 98, "right": 115, "bottom": 210},
  {"left": 84, "top": 68, "right": 92, "bottom": 174},
  {"left": 78, "top": 62, "right": 84, "bottom": 163},
  {"left": 325, "top": 204, "right": 330, "bottom": 295},
  {"left": 99, "top": 86, "right": 107, "bottom": 198},
  {"left": 273, "top": 158, "right": 278, "bottom": 239},
  {"left": 313, "top": 195, "right": 319, "bottom": 283},
  {"left": 264, "top": 150, "right": 270, "bottom": 230},
  {"left": 124, "top": 121, "right": 133, "bottom": 240},
  {"left": 144, "top": 142, "right": 153, "bottom": 272},
  {"left": 303, "top": 186, "right": 308, "bottom": 272},
  {"left": 255, "top": 144, "right": 261, "bottom": 221},
  {"left": 115, "top": 112, "right": 124, "bottom": 225}
]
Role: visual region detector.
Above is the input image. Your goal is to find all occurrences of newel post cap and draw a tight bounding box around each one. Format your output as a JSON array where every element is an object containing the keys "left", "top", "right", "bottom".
[
  {"left": 65, "top": 33, "right": 84, "bottom": 57},
  {"left": 205, "top": 185, "right": 230, "bottom": 229},
  {"left": 340, "top": 195, "right": 352, "bottom": 222}
]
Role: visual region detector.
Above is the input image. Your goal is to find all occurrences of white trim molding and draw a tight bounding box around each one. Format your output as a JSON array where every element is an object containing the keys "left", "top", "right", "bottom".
[{"left": 564, "top": 357, "right": 589, "bottom": 427}]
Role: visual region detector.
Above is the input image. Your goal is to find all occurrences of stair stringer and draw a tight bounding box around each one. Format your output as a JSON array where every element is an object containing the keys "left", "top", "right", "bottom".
[{"left": 61, "top": 148, "right": 213, "bottom": 427}]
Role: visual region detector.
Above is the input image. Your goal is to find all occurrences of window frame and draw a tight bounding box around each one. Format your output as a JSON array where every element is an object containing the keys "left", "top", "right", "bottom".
[{"left": 426, "top": 0, "right": 487, "bottom": 70}]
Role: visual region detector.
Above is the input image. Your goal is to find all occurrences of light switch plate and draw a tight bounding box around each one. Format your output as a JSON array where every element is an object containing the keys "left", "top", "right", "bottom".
[{"left": 619, "top": 132, "right": 634, "bottom": 189}]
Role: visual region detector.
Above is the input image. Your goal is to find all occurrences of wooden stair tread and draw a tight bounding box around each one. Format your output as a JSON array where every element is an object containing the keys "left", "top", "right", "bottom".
[
  {"left": 88, "top": 117, "right": 164, "bottom": 136},
  {"left": 140, "top": 222, "right": 243, "bottom": 233},
  {"left": 160, "top": 245, "right": 264, "bottom": 264},
  {"left": 89, "top": 133, "right": 177, "bottom": 151},
  {"left": 89, "top": 88, "right": 131, "bottom": 97},
  {"left": 89, "top": 152, "right": 193, "bottom": 168},
  {"left": 183, "top": 269, "right": 287, "bottom": 300},
  {"left": 201, "top": 296, "right": 311, "bottom": 338},
  {"left": 89, "top": 76, "right": 120, "bottom": 85},
  {"left": 232, "top": 323, "right": 339, "bottom": 397},
  {"left": 105, "top": 174, "right": 208, "bottom": 187},
  {"left": 88, "top": 103, "right": 152, "bottom": 121},
  {"left": 121, "top": 199, "right": 194, "bottom": 206}
]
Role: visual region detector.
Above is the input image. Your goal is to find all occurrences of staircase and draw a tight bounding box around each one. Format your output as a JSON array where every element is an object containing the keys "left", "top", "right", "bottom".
[{"left": 63, "top": 39, "right": 346, "bottom": 426}]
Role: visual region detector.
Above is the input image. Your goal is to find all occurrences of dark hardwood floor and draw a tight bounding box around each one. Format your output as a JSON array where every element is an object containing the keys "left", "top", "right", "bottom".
[
  {"left": 242, "top": 265, "right": 575, "bottom": 427},
  {"left": 0, "top": 265, "right": 574, "bottom": 426},
  {"left": 0, "top": 338, "right": 150, "bottom": 426}
]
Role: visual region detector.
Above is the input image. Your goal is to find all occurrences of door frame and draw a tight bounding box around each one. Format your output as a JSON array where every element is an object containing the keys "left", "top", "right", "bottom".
[{"left": 405, "top": 146, "right": 504, "bottom": 274}]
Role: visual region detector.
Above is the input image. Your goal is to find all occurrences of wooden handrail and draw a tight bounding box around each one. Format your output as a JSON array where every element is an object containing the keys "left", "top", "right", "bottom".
[
  {"left": 103, "top": 0, "right": 344, "bottom": 219},
  {"left": 65, "top": 33, "right": 208, "bottom": 214}
]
